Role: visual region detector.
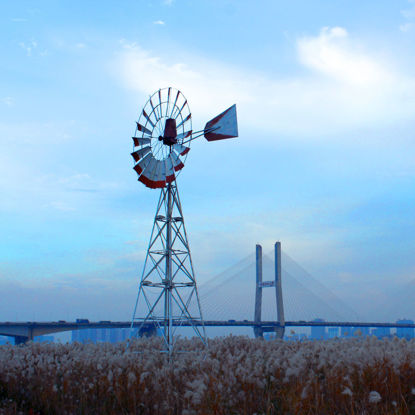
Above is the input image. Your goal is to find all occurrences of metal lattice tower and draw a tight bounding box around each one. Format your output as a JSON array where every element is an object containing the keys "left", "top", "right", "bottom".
[
  {"left": 129, "top": 87, "right": 238, "bottom": 353},
  {"left": 131, "top": 181, "right": 207, "bottom": 352}
]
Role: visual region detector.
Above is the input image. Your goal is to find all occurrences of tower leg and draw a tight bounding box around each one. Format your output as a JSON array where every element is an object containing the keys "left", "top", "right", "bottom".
[{"left": 165, "top": 182, "right": 173, "bottom": 353}]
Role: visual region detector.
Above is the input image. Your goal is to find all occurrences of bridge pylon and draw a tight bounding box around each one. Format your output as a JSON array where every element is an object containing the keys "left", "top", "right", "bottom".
[{"left": 254, "top": 242, "right": 285, "bottom": 339}]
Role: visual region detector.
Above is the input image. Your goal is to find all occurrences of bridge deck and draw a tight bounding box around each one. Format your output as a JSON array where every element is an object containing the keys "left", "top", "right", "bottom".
[{"left": 0, "top": 320, "right": 414, "bottom": 341}]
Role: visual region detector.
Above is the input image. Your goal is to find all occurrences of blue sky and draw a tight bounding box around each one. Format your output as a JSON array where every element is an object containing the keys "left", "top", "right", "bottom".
[{"left": 0, "top": 0, "right": 415, "bottom": 323}]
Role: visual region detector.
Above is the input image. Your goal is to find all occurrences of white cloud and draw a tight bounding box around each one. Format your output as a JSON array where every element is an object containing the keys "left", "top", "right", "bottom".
[
  {"left": 401, "top": 1, "right": 415, "bottom": 19},
  {"left": 1, "top": 97, "right": 14, "bottom": 107},
  {"left": 19, "top": 39, "right": 48, "bottom": 57},
  {"left": 400, "top": 1, "right": 415, "bottom": 31},
  {"left": 19, "top": 40, "right": 37, "bottom": 56},
  {"left": 153, "top": 20, "right": 165, "bottom": 25},
  {"left": 0, "top": 120, "right": 126, "bottom": 214},
  {"left": 115, "top": 29, "right": 415, "bottom": 139},
  {"left": 11, "top": 17, "right": 28, "bottom": 22},
  {"left": 297, "top": 27, "right": 389, "bottom": 85},
  {"left": 400, "top": 22, "right": 413, "bottom": 32}
]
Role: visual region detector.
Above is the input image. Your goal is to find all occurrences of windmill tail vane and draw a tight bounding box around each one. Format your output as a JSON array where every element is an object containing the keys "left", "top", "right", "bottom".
[{"left": 130, "top": 87, "right": 238, "bottom": 353}]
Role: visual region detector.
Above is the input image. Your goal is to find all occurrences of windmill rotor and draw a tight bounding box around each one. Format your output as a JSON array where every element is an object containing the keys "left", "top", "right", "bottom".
[
  {"left": 132, "top": 87, "right": 192, "bottom": 189},
  {"left": 130, "top": 87, "right": 238, "bottom": 354}
]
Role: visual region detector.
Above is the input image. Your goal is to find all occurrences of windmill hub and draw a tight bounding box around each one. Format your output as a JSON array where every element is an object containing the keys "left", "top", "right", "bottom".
[
  {"left": 130, "top": 87, "right": 238, "bottom": 353},
  {"left": 158, "top": 117, "right": 178, "bottom": 146}
]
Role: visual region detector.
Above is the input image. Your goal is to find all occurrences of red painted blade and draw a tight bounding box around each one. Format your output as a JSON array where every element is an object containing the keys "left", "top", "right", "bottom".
[
  {"left": 133, "top": 154, "right": 152, "bottom": 175},
  {"left": 176, "top": 100, "right": 187, "bottom": 119},
  {"left": 173, "top": 143, "right": 190, "bottom": 156},
  {"left": 136, "top": 122, "right": 152, "bottom": 136},
  {"left": 170, "top": 152, "right": 184, "bottom": 172},
  {"left": 138, "top": 156, "right": 158, "bottom": 188},
  {"left": 153, "top": 160, "right": 166, "bottom": 188},
  {"left": 170, "top": 90, "right": 180, "bottom": 118},
  {"left": 139, "top": 167, "right": 166, "bottom": 188},
  {"left": 142, "top": 109, "right": 155, "bottom": 128},
  {"left": 175, "top": 130, "right": 192, "bottom": 141},
  {"left": 131, "top": 146, "right": 151, "bottom": 162},
  {"left": 176, "top": 114, "right": 192, "bottom": 129},
  {"left": 132, "top": 136, "right": 151, "bottom": 147},
  {"left": 139, "top": 173, "right": 157, "bottom": 189},
  {"left": 165, "top": 157, "right": 175, "bottom": 183}
]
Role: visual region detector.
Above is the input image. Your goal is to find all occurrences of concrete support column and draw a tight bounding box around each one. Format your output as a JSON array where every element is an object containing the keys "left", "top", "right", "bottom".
[
  {"left": 254, "top": 244, "right": 263, "bottom": 338},
  {"left": 275, "top": 241, "right": 285, "bottom": 339}
]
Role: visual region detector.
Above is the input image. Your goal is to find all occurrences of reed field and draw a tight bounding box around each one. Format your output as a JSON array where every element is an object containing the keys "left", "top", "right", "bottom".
[{"left": 1, "top": 336, "right": 415, "bottom": 414}]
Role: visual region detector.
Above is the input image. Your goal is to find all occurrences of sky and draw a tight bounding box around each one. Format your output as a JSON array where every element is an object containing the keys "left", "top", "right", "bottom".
[{"left": 0, "top": 0, "right": 415, "bottom": 325}]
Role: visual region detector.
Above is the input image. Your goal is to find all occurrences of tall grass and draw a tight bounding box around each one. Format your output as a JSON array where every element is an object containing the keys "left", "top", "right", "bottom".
[{"left": 0, "top": 336, "right": 415, "bottom": 414}]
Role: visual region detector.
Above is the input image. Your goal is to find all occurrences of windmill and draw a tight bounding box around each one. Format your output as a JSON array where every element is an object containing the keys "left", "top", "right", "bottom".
[{"left": 130, "top": 87, "right": 238, "bottom": 353}]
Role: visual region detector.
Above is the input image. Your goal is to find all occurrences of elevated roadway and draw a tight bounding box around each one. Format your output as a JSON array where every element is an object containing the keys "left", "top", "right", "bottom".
[{"left": 1, "top": 320, "right": 414, "bottom": 344}]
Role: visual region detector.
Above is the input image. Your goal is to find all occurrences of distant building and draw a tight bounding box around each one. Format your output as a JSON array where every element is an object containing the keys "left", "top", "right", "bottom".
[
  {"left": 72, "top": 328, "right": 130, "bottom": 344},
  {"left": 340, "top": 327, "right": 352, "bottom": 337},
  {"left": 352, "top": 327, "right": 370, "bottom": 337},
  {"left": 282, "top": 332, "right": 307, "bottom": 341},
  {"left": 0, "top": 336, "right": 11, "bottom": 345},
  {"left": 396, "top": 319, "right": 414, "bottom": 340},
  {"left": 371, "top": 327, "right": 391, "bottom": 338},
  {"left": 34, "top": 335, "right": 54, "bottom": 343},
  {"left": 327, "top": 327, "right": 338, "bottom": 339},
  {"left": 360, "top": 327, "right": 370, "bottom": 337},
  {"left": 310, "top": 319, "right": 326, "bottom": 340},
  {"left": 110, "top": 328, "right": 128, "bottom": 343},
  {"left": 72, "top": 329, "right": 96, "bottom": 343}
]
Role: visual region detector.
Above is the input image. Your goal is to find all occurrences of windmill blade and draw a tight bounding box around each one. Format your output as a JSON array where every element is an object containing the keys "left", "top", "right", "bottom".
[
  {"left": 141, "top": 164, "right": 165, "bottom": 189},
  {"left": 133, "top": 153, "right": 152, "bottom": 175},
  {"left": 158, "top": 89, "right": 162, "bottom": 118},
  {"left": 136, "top": 122, "right": 153, "bottom": 136},
  {"left": 173, "top": 143, "right": 190, "bottom": 156},
  {"left": 170, "top": 90, "right": 180, "bottom": 118},
  {"left": 175, "top": 100, "right": 187, "bottom": 119},
  {"left": 132, "top": 136, "right": 151, "bottom": 147},
  {"left": 170, "top": 152, "right": 184, "bottom": 172},
  {"left": 149, "top": 97, "right": 159, "bottom": 122},
  {"left": 165, "top": 87, "right": 171, "bottom": 117},
  {"left": 142, "top": 109, "right": 155, "bottom": 128},
  {"left": 204, "top": 104, "right": 238, "bottom": 141},
  {"left": 131, "top": 146, "right": 151, "bottom": 162},
  {"left": 138, "top": 174, "right": 155, "bottom": 189},
  {"left": 160, "top": 159, "right": 167, "bottom": 181},
  {"left": 165, "top": 157, "right": 176, "bottom": 183},
  {"left": 138, "top": 157, "right": 158, "bottom": 188},
  {"left": 145, "top": 156, "right": 159, "bottom": 178},
  {"left": 176, "top": 114, "right": 192, "bottom": 129},
  {"left": 175, "top": 130, "right": 192, "bottom": 141},
  {"left": 153, "top": 160, "right": 166, "bottom": 188}
]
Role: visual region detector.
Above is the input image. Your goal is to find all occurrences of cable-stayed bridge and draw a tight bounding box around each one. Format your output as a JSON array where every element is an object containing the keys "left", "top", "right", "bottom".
[
  {"left": 199, "top": 244, "right": 359, "bottom": 324},
  {"left": 0, "top": 243, "right": 413, "bottom": 344}
]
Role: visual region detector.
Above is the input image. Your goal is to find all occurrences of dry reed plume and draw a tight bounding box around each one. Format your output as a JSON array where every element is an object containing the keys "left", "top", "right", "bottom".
[{"left": 0, "top": 336, "right": 415, "bottom": 414}]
